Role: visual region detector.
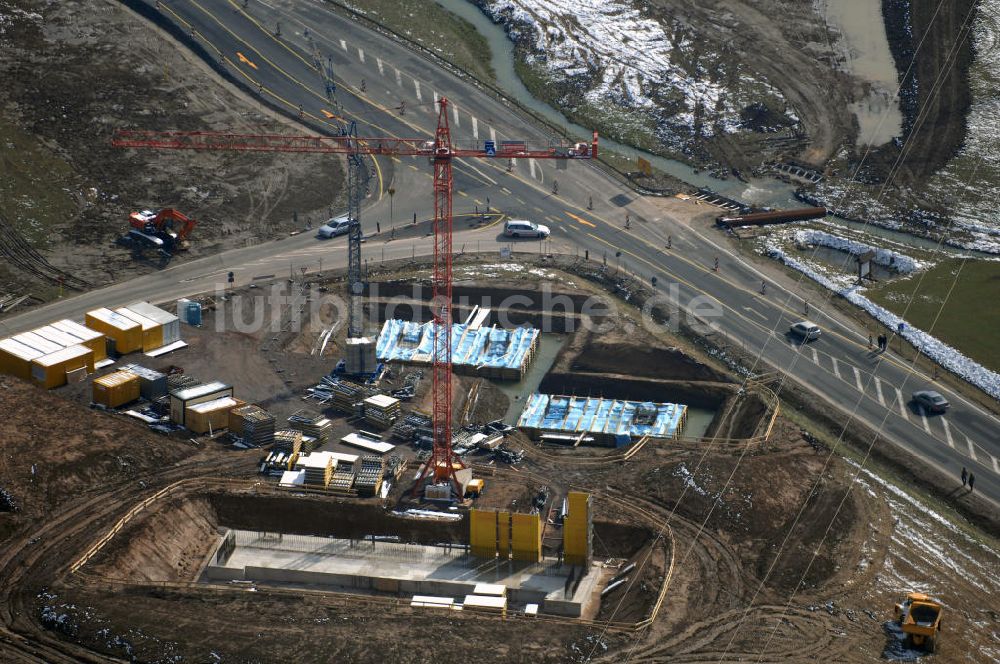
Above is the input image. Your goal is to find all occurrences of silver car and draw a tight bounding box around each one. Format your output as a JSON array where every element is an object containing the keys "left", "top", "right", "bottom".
[
  {"left": 504, "top": 219, "right": 550, "bottom": 238},
  {"left": 789, "top": 320, "right": 821, "bottom": 341}
]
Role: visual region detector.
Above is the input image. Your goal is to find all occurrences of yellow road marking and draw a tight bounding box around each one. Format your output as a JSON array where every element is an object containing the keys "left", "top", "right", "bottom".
[
  {"left": 565, "top": 211, "right": 596, "bottom": 228},
  {"left": 236, "top": 51, "right": 258, "bottom": 69}
]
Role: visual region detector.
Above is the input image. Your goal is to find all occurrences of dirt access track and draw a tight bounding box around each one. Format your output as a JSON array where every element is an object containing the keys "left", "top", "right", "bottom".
[{"left": 0, "top": 0, "right": 344, "bottom": 302}]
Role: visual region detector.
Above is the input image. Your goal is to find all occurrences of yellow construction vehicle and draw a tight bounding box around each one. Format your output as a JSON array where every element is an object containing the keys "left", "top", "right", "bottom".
[{"left": 894, "top": 592, "right": 943, "bottom": 653}]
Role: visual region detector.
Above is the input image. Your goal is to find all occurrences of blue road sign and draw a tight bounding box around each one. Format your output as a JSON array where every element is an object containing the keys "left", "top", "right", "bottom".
[{"left": 484, "top": 140, "right": 496, "bottom": 156}]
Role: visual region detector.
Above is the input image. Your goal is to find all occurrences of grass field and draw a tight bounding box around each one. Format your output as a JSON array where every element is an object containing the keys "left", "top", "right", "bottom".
[
  {"left": 0, "top": 120, "right": 79, "bottom": 249},
  {"left": 866, "top": 258, "right": 1000, "bottom": 372},
  {"left": 343, "top": 0, "right": 495, "bottom": 83}
]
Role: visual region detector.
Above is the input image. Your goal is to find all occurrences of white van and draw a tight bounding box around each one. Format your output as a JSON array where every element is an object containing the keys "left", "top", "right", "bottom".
[
  {"left": 504, "top": 219, "right": 550, "bottom": 238},
  {"left": 317, "top": 215, "right": 352, "bottom": 239}
]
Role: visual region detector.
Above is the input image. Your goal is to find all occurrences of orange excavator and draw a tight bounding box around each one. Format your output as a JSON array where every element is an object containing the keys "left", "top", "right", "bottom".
[{"left": 121, "top": 208, "right": 197, "bottom": 260}]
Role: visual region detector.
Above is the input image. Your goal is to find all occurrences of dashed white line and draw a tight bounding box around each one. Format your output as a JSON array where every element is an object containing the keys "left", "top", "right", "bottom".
[
  {"left": 852, "top": 365, "right": 863, "bottom": 392},
  {"left": 452, "top": 103, "right": 460, "bottom": 127},
  {"left": 357, "top": 47, "right": 365, "bottom": 63},
  {"left": 394, "top": 68, "right": 402, "bottom": 87},
  {"left": 831, "top": 357, "right": 842, "bottom": 379},
  {"left": 965, "top": 435, "right": 978, "bottom": 462},
  {"left": 810, "top": 347, "right": 818, "bottom": 364},
  {"left": 433, "top": 90, "right": 439, "bottom": 106},
  {"left": 992, "top": 455, "right": 999, "bottom": 474},
  {"left": 414, "top": 79, "right": 422, "bottom": 102},
  {"left": 339, "top": 39, "right": 347, "bottom": 51},
  {"left": 376, "top": 57, "right": 384, "bottom": 76},
  {"left": 472, "top": 116, "right": 478, "bottom": 139},
  {"left": 490, "top": 127, "right": 496, "bottom": 144},
  {"left": 894, "top": 387, "right": 908, "bottom": 420},
  {"left": 941, "top": 417, "right": 954, "bottom": 448},
  {"left": 874, "top": 378, "right": 885, "bottom": 407},
  {"left": 529, "top": 158, "right": 537, "bottom": 180},
  {"left": 917, "top": 405, "right": 930, "bottom": 434}
]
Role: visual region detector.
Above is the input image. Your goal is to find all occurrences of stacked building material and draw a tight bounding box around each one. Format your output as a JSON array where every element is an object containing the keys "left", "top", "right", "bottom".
[
  {"left": 363, "top": 394, "right": 401, "bottom": 430},
  {"left": 384, "top": 454, "right": 406, "bottom": 481},
  {"left": 327, "top": 379, "right": 372, "bottom": 414},
  {"left": 354, "top": 455, "right": 385, "bottom": 496},
  {"left": 273, "top": 429, "right": 303, "bottom": 457},
  {"left": 391, "top": 411, "right": 433, "bottom": 443},
  {"left": 229, "top": 404, "right": 276, "bottom": 447},
  {"left": 299, "top": 453, "right": 334, "bottom": 488},
  {"left": 287, "top": 409, "right": 332, "bottom": 451},
  {"left": 344, "top": 336, "right": 377, "bottom": 375}
]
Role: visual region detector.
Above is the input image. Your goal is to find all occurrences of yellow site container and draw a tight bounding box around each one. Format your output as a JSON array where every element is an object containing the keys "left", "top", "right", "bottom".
[
  {"left": 186, "top": 397, "right": 243, "bottom": 434},
  {"left": 511, "top": 513, "right": 543, "bottom": 562},
  {"left": 563, "top": 491, "right": 592, "bottom": 566},
  {"left": 31, "top": 344, "right": 93, "bottom": 389},
  {"left": 470, "top": 509, "right": 499, "bottom": 559},
  {"left": 86, "top": 308, "right": 142, "bottom": 354},
  {"left": 0, "top": 338, "right": 44, "bottom": 381},
  {"left": 92, "top": 370, "right": 141, "bottom": 408},
  {"left": 115, "top": 307, "right": 163, "bottom": 352},
  {"left": 52, "top": 319, "right": 107, "bottom": 361}
]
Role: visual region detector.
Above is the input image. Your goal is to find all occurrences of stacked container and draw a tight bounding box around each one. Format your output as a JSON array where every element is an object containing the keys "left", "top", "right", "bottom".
[
  {"left": 92, "top": 370, "right": 141, "bottom": 408},
  {"left": 86, "top": 308, "right": 142, "bottom": 354},
  {"left": 30, "top": 345, "right": 93, "bottom": 389}
]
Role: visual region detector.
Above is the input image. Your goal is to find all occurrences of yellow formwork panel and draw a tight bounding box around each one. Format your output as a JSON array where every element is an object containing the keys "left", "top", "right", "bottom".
[
  {"left": 511, "top": 512, "right": 542, "bottom": 562},
  {"left": 496, "top": 511, "right": 511, "bottom": 560},
  {"left": 563, "top": 491, "right": 592, "bottom": 566},
  {"left": 470, "top": 509, "right": 498, "bottom": 559}
]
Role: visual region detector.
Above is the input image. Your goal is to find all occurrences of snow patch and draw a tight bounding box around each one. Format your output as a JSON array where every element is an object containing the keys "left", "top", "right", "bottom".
[{"left": 794, "top": 229, "right": 931, "bottom": 273}]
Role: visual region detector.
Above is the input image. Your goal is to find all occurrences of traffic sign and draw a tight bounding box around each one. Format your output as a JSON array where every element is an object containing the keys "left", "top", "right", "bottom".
[
  {"left": 484, "top": 140, "right": 496, "bottom": 156},
  {"left": 227, "top": 271, "right": 235, "bottom": 283}
]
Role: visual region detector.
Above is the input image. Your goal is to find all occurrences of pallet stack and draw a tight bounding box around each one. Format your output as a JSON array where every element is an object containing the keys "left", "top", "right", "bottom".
[
  {"left": 287, "top": 409, "right": 332, "bottom": 451},
  {"left": 230, "top": 404, "right": 276, "bottom": 447},
  {"left": 273, "top": 429, "right": 303, "bottom": 457},
  {"left": 354, "top": 455, "right": 385, "bottom": 496},
  {"left": 328, "top": 379, "right": 372, "bottom": 414},
  {"left": 363, "top": 395, "right": 402, "bottom": 430},
  {"left": 301, "top": 453, "right": 333, "bottom": 488}
]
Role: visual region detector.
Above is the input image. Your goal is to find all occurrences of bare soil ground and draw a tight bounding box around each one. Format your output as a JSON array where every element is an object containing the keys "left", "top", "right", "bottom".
[
  {"left": 0, "top": 0, "right": 344, "bottom": 306},
  {"left": 1, "top": 267, "right": 997, "bottom": 662}
]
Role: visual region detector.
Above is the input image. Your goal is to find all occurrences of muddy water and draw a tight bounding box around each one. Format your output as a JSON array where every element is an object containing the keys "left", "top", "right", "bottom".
[{"left": 824, "top": 0, "right": 903, "bottom": 146}]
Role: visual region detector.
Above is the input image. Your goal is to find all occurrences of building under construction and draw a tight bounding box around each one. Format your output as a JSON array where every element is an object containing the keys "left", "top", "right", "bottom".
[{"left": 517, "top": 393, "right": 688, "bottom": 446}]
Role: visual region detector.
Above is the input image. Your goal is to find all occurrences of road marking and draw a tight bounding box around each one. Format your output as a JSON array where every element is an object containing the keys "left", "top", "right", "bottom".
[
  {"left": 433, "top": 90, "right": 439, "bottom": 106},
  {"left": 457, "top": 190, "right": 468, "bottom": 197},
  {"left": 917, "top": 405, "right": 930, "bottom": 434},
  {"left": 452, "top": 103, "right": 460, "bottom": 127},
  {"left": 390, "top": 156, "right": 401, "bottom": 163},
  {"left": 941, "top": 417, "right": 954, "bottom": 448},
  {"left": 831, "top": 357, "right": 842, "bottom": 379},
  {"left": 546, "top": 215, "right": 559, "bottom": 223},
  {"left": 533, "top": 206, "right": 545, "bottom": 213},
  {"left": 742, "top": 307, "right": 766, "bottom": 321},
  {"left": 490, "top": 127, "right": 496, "bottom": 144},
  {"left": 875, "top": 378, "right": 885, "bottom": 407},
  {"left": 414, "top": 79, "right": 422, "bottom": 101},
  {"left": 564, "top": 211, "right": 596, "bottom": 228},
  {"left": 810, "top": 347, "right": 819, "bottom": 364},
  {"left": 472, "top": 116, "right": 479, "bottom": 139},
  {"left": 894, "top": 387, "right": 908, "bottom": 420},
  {"left": 339, "top": 39, "right": 347, "bottom": 51},
  {"left": 529, "top": 159, "right": 537, "bottom": 180},
  {"left": 501, "top": 187, "right": 512, "bottom": 195},
  {"left": 236, "top": 52, "right": 258, "bottom": 69},
  {"left": 357, "top": 47, "right": 365, "bottom": 63},
  {"left": 965, "top": 435, "right": 977, "bottom": 461},
  {"left": 407, "top": 164, "right": 418, "bottom": 171},
  {"left": 376, "top": 57, "right": 384, "bottom": 76},
  {"left": 992, "top": 455, "right": 999, "bottom": 474},
  {"left": 516, "top": 197, "right": 525, "bottom": 204},
  {"left": 852, "top": 365, "right": 863, "bottom": 392},
  {"left": 474, "top": 199, "right": 483, "bottom": 206},
  {"left": 394, "top": 68, "right": 402, "bottom": 87}
]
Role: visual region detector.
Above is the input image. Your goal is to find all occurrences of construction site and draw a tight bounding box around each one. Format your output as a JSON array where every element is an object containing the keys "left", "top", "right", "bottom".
[{"left": 1, "top": 0, "right": 998, "bottom": 662}]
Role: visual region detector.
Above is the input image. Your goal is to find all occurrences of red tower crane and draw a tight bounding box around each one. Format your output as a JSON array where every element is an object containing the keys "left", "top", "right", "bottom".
[{"left": 113, "top": 98, "right": 598, "bottom": 495}]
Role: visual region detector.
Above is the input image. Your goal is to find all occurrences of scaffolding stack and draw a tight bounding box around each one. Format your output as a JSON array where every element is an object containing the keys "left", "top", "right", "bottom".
[
  {"left": 330, "top": 464, "right": 356, "bottom": 491},
  {"left": 363, "top": 394, "right": 402, "bottom": 430},
  {"left": 287, "top": 409, "right": 332, "bottom": 451},
  {"left": 391, "top": 412, "right": 433, "bottom": 444},
  {"left": 354, "top": 455, "right": 385, "bottom": 497},
  {"left": 273, "top": 429, "right": 303, "bottom": 457},
  {"left": 229, "top": 404, "right": 276, "bottom": 447},
  {"left": 328, "top": 379, "right": 374, "bottom": 415}
]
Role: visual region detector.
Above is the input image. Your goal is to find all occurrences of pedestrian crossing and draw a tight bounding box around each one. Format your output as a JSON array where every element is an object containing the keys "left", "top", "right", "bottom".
[{"left": 789, "top": 340, "right": 995, "bottom": 475}]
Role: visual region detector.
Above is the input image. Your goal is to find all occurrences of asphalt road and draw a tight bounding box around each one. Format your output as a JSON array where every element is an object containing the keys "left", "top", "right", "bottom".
[{"left": 3, "top": 0, "right": 997, "bottom": 506}]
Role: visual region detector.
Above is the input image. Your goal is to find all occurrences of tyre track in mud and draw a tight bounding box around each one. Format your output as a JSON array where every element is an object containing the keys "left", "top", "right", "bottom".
[{"left": 0, "top": 455, "right": 258, "bottom": 663}]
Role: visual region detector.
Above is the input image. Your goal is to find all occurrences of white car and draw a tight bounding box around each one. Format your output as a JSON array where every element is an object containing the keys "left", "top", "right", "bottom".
[
  {"left": 316, "top": 215, "right": 351, "bottom": 239},
  {"left": 789, "top": 320, "right": 821, "bottom": 341},
  {"left": 504, "top": 219, "right": 550, "bottom": 238}
]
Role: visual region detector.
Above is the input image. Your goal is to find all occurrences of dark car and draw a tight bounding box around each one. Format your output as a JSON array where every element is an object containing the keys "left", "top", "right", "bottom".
[{"left": 912, "top": 390, "right": 949, "bottom": 414}]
